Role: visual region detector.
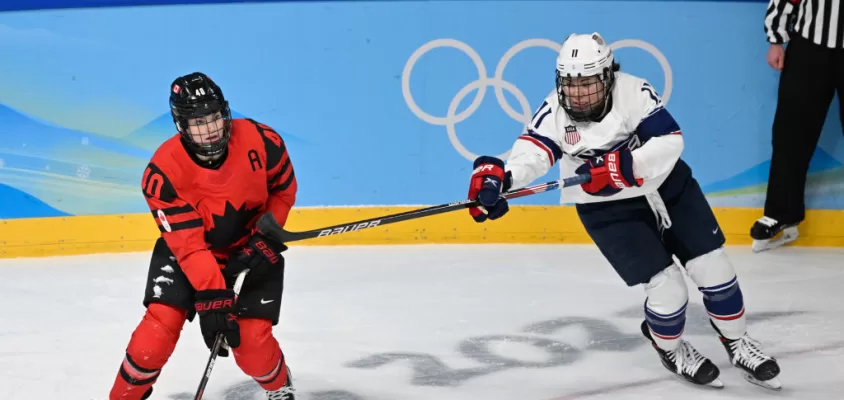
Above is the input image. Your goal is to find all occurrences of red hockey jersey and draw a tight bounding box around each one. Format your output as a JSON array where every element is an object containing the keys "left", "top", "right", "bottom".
[{"left": 141, "top": 118, "right": 297, "bottom": 291}]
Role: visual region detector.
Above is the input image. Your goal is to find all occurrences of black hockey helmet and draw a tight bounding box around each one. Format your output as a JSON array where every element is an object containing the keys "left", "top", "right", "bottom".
[{"left": 169, "top": 72, "right": 233, "bottom": 157}]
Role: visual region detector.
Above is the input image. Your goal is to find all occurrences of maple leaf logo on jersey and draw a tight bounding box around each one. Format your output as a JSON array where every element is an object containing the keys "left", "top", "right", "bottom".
[{"left": 205, "top": 201, "right": 262, "bottom": 250}]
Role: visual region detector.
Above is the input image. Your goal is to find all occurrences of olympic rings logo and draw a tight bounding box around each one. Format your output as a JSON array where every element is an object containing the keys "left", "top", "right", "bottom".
[{"left": 401, "top": 38, "right": 673, "bottom": 161}]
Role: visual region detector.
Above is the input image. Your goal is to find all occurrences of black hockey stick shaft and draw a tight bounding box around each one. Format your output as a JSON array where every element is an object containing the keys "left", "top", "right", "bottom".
[
  {"left": 193, "top": 269, "right": 250, "bottom": 400},
  {"left": 256, "top": 173, "right": 591, "bottom": 243}
]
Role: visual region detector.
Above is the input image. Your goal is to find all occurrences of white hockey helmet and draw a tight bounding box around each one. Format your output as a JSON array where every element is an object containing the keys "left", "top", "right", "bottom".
[{"left": 555, "top": 32, "right": 618, "bottom": 122}]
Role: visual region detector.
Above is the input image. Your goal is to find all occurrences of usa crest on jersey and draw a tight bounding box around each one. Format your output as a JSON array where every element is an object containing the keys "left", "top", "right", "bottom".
[{"left": 564, "top": 125, "right": 581, "bottom": 145}]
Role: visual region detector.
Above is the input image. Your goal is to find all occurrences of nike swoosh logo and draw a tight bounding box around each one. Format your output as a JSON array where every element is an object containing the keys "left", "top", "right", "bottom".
[{"left": 260, "top": 299, "right": 274, "bottom": 304}]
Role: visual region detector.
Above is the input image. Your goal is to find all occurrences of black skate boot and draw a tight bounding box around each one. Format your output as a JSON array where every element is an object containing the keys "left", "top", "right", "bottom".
[
  {"left": 711, "top": 321, "right": 782, "bottom": 390},
  {"left": 750, "top": 216, "right": 798, "bottom": 253},
  {"left": 266, "top": 367, "right": 296, "bottom": 400},
  {"left": 640, "top": 321, "right": 723, "bottom": 388}
]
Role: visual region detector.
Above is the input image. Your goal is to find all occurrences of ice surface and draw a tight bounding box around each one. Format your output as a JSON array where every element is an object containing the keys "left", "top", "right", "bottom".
[{"left": 1, "top": 244, "right": 843, "bottom": 400}]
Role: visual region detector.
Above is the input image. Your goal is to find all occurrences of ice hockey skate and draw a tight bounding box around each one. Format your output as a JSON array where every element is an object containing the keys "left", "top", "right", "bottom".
[
  {"left": 266, "top": 368, "right": 296, "bottom": 400},
  {"left": 750, "top": 216, "right": 798, "bottom": 253},
  {"left": 266, "top": 383, "right": 296, "bottom": 400},
  {"left": 641, "top": 321, "right": 724, "bottom": 388},
  {"left": 711, "top": 321, "right": 782, "bottom": 390}
]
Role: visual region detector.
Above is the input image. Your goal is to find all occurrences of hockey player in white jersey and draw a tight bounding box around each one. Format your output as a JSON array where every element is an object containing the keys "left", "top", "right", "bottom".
[{"left": 465, "top": 32, "right": 782, "bottom": 390}]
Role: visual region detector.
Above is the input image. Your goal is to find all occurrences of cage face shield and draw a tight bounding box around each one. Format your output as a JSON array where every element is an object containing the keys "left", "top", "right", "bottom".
[{"left": 556, "top": 72, "right": 613, "bottom": 122}]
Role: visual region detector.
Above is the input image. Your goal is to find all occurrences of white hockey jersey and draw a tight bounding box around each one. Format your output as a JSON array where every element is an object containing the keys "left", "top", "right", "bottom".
[{"left": 506, "top": 71, "right": 684, "bottom": 205}]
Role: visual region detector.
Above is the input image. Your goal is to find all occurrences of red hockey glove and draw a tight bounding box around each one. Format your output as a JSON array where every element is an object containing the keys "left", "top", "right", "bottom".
[
  {"left": 467, "top": 156, "right": 512, "bottom": 222},
  {"left": 194, "top": 289, "right": 240, "bottom": 357},
  {"left": 575, "top": 149, "right": 643, "bottom": 197}
]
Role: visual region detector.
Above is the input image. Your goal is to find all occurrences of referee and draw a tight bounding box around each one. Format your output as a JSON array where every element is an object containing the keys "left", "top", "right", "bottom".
[{"left": 752, "top": 0, "right": 844, "bottom": 252}]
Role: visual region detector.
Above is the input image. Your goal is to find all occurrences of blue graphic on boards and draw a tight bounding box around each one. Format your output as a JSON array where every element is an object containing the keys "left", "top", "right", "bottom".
[{"left": 0, "top": 1, "right": 841, "bottom": 218}]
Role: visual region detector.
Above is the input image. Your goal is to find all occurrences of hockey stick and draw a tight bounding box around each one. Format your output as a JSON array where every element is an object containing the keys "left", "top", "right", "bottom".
[
  {"left": 256, "top": 173, "right": 591, "bottom": 243},
  {"left": 193, "top": 269, "right": 250, "bottom": 400}
]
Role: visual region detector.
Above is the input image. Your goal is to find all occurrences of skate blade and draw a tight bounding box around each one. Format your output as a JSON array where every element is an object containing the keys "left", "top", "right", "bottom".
[
  {"left": 707, "top": 378, "right": 725, "bottom": 389},
  {"left": 672, "top": 374, "right": 724, "bottom": 389},
  {"left": 743, "top": 373, "right": 782, "bottom": 391},
  {"left": 752, "top": 227, "right": 798, "bottom": 253}
]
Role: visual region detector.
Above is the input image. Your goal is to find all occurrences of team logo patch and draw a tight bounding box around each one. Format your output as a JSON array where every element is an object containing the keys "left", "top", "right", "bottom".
[
  {"left": 564, "top": 125, "right": 580, "bottom": 145},
  {"left": 157, "top": 209, "right": 172, "bottom": 232}
]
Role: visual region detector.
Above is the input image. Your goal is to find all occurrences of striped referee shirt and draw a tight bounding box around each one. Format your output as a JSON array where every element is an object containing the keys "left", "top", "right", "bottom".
[{"left": 765, "top": 0, "right": 844, "bottom": 48}]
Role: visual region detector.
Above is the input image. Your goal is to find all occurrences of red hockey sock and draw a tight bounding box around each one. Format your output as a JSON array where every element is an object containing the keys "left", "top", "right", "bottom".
[
  {"left": 233, "top": 318, "right": 289, "bottom": 391},
  {"left": 109, "top": 303, "right": 187, "bottom": 400}
]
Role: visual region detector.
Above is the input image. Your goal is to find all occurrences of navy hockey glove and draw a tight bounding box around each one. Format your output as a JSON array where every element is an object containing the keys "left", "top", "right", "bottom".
[
  {"left": 224, "top": 232, "right": 287, "bottom": 281},
  {"left": 575, "top": 149, "right": 643, "bottom": 197},
  {"left": 467, "top": 156, "right": 512, "bottom": 222},
  {"left": 194, "top": 289, "right": 240, "bottom": 357}
]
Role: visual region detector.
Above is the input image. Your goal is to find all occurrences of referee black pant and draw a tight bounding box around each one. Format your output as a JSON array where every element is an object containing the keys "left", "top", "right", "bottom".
[{"left": 765, "top": 35, "right": 844, "bottom": 225}]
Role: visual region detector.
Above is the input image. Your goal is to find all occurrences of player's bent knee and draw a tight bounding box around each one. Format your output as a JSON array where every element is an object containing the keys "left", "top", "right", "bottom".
[
  {"left": 643, "top": 264, "right": 689, "bottom": 345},
  {"left": 233, "top": 318, "right": 288, "bottom": 390},
  {"left": 117, "top": 303, "right": 187, "bottom": 391},
  {"left": 235, "top": 318, "right": 274, "bottom": 350},
  {"left": 685, "top": 248, "right": 746, "bottom": 336},
  {"left": 684, "top": 247, "right": 736, "bottom": 288},
  {"left": 233, "top": 318, "right": 280, "bottom": 375},
  {"left": 644, "top": 264, "right": 689, "bottom": 312},
  {"left": 126, "top": 303, "right": 187, "bottom": 368}
]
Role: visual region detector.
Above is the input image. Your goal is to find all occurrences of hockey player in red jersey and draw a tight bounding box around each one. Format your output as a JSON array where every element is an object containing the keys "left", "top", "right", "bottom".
[{"left": 109, "top": 72, "right": 297, "bottom": 400}]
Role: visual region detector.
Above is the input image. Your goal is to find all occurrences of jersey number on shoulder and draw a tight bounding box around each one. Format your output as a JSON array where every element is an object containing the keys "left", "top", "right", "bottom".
[
  {"left": 641, "top": 82, "right": 660, "bottom": 104},
  {"left": 250, "top": 120, "right": 283, "bottom": 148},
  {"left": 530, "top": 101, "right": 552, "bottom": 130},
  {"left": 263, "top": 129, "right": 282, "bottom": 148},
  {"left": 142, "top": 166, "right": 164, "bottom": 199}
]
